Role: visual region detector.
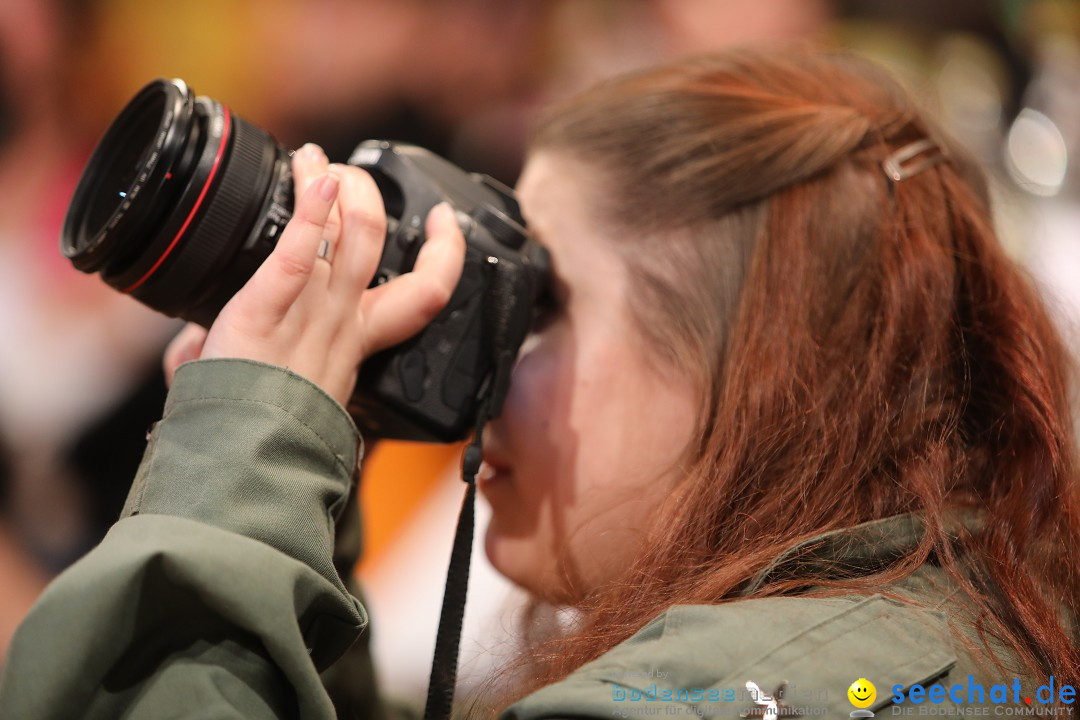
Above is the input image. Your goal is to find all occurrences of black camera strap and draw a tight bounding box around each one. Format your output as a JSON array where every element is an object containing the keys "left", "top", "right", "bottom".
[
  {"left": 422, "top": 260, "right": 521, "bottom": 720},
  {"left": 422, "top": 417, "right": 484, "bottom": 720}
]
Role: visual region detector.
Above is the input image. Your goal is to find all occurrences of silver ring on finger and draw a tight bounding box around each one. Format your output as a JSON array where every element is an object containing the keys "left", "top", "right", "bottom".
[{"left": 317, "top": 237, "right": 334, "bottom": 265}]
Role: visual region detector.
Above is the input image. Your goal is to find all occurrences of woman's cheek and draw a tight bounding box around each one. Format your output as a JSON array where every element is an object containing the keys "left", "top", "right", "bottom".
[
  {"left": 505, "top": 329, "right": 576, "bottom": 457},
  {"left": 482, "top": 331, "right": 579, "bottom": 585}
]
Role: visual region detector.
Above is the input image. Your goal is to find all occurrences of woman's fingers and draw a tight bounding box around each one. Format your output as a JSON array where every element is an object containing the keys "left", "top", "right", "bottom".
[
  {"left": 292, "top": 143, "right": 329, "bottom": 196},
  {"left": 360, "top": 202, "right": 466, "bottom": 353},
  {"left": 190, "top": 143, "right": 463, "bottom": 407},
  {"left": 293, "top": 144, "right": 341, "bottom": 265},
  {"left": 330, "top": 165, "right": 386, "bottom": 298},
  {"left": 242, "top": 172, "right": 340, "bottom": 322},
  {"left": 163, "top": 323, "right": 209, "bottom": 386}
]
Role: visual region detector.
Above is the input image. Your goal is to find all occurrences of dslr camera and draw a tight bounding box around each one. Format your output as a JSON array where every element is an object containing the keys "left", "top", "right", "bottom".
[{"left": 60, "top": 79, "right": 550, "bottom": 442}]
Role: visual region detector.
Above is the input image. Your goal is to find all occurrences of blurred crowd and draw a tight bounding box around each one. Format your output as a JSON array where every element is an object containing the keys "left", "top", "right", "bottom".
[{"left": 1, "top": 0, "right": 1078, "bottom": 703}]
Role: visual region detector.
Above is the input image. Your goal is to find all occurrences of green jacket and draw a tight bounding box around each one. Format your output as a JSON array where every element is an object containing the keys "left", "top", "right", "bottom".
[{"left": 0, "top": 360, "right": 1041, "bottom": 719}]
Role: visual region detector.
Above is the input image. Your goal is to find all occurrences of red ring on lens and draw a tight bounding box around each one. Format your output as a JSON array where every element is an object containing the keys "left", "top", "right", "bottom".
[{"left": 121, "top": 107, "right": 232, "bottom": 294}]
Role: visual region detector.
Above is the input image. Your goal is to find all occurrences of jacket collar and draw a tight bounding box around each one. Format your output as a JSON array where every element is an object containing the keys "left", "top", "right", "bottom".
[{"left": 742, "top": 510, "right": 983, "bottom": 595}]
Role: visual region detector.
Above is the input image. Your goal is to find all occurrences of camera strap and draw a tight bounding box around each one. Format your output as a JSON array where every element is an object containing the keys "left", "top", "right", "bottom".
[
  {"left": 422, "top": 259, "right": 521, "bottom": 720},
  {"left": 422, "top": 418, "right": 483, "bottom": 720}
]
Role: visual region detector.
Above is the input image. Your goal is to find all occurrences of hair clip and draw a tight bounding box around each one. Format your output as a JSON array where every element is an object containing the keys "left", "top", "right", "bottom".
[{"left": 881, "top": 138, "right": 947, "bottom": 182}]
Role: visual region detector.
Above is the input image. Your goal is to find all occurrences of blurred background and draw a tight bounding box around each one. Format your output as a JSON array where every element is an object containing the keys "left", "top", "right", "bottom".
[{"left": 1, "top": 0, "right": 1078, "bottom": 710}]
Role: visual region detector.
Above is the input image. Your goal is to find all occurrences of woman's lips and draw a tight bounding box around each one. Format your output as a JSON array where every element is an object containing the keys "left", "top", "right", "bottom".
[{"left": 478, "top": 460, "right": 512, "bottom": 487}]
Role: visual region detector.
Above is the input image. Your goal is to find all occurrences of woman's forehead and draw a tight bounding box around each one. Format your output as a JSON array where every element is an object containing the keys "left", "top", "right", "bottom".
[
  {"left": 516, "top": 152, "right": 607, "bottom": 251},
  {"left": 517, "top": 153, "right": 639, "bottom": 313},
  {"left": 515, "top": 153, "right": 560, "bottom": 227}
]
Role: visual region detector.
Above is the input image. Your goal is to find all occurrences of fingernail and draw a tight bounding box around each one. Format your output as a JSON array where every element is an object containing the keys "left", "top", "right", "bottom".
[
  {"left": 300, "top": 143, "right": 325, "bottom": 161},
  {"left": 319, "top": 173, "right": 340, "bottom": 202},
  {"left": 433, "top": 201, "right": 456, "bottom": 226}
]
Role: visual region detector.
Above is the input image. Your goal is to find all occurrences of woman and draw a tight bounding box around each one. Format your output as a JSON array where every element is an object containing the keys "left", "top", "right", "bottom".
[{"left": 1, "top": 46, "right": 1077, "bottom": 718}]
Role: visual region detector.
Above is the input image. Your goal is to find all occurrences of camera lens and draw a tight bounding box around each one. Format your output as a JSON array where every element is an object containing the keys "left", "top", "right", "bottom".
[
  {"left": 61, "top": 79, "right": 294, "bottom": 325},
  {"left": 82, "top": 89, "right": 165, "bottom": 243}
]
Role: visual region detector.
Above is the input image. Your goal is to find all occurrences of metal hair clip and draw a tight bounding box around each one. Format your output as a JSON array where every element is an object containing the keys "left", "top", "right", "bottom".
[{"left": 881, "top": 138, "right": 947, "bottom": 182}]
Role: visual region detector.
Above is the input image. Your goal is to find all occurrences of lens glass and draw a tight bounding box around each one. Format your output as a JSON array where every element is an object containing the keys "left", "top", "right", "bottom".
[{"left": 83, "top": 91, "right": 165, "bottom": 242}]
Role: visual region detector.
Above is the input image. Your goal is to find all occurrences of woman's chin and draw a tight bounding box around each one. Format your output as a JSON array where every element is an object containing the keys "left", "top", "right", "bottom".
[
  {"left": 483, "top": 520, "right": 522, "bottom": 584},
  {"left": 484, "top": 522, "right": 545, "bottom": 597},
  {"left": 483, "top": 524, "right": 579, "bottom": 604}
]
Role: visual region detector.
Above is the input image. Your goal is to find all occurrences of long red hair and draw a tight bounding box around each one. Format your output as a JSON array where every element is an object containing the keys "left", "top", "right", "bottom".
[{"left": 499, "top": 45, "right": 1080, "bottom": 697}]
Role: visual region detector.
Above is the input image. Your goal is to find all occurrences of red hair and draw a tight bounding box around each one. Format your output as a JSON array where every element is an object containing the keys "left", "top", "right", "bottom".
[{"left": 501, "top": 45, "right": 1080, "bottom": 697}]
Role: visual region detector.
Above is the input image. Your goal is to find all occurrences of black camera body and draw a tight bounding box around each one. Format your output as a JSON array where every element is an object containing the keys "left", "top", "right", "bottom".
[
  {"left": 60, "top": 79, "right": 549, "bottom": 443},
  {"left": 345, "top": 141, "right": 547, "bottom": 441}
]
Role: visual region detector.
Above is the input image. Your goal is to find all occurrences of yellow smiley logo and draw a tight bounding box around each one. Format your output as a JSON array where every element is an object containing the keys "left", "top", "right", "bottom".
[{"left": 848, "top": 678, "right": 877, "bottom": 708}]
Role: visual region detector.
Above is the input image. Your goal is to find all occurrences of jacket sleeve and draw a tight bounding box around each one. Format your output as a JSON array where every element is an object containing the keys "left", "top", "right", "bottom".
[{"left": 0, "top": 358, "right": 375, "bottom": 719}]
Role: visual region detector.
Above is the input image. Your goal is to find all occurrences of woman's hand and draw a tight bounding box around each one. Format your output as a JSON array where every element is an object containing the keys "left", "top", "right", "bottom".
[{"left": 163, "top": 143, "right": 466, "bottom": 406}]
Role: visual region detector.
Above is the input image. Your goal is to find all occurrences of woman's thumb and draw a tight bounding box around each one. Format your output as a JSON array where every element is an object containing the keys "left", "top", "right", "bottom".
[{"left": 163, "top": 323, "right": 210, "bottom": 387}]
